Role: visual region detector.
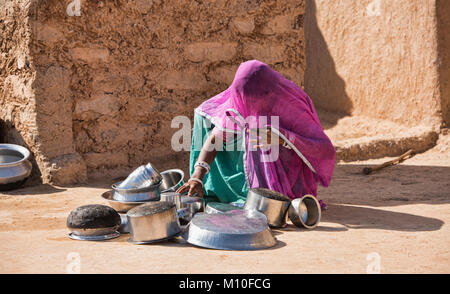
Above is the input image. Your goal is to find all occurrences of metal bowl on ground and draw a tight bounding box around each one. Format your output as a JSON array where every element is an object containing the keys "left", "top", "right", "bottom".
[
  {"left": 127, "top": 201, "right": 180, "bottom": 244},
  {"left": 160, "top": 169, "right": 184, "bottom": 192},
  {"left": 244, "top": 188, "right": 292, "bottom": 228},
  {"left": 101, "top": 190, "right": 148, "bottom": 213},
  {"left": 185, "top": 210, "right": 276, "bottom": 251},
  {"left": 205, "top": 202, "right": 243, "bottom": 214},
  {"left": 0, "top": 144, "right": 32, "bottom": 191},
  {"left": 112, "top": 180, "right": 161, "bottom": 202},
  {"left": 67, "top": 204, "right": 121, "bottom": 241},
  {"left": 288, "top": 195, "right": 321, "bottom": 229}
]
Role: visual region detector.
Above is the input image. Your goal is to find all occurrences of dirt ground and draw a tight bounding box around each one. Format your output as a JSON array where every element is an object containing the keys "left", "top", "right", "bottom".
[{"left": 0, "top": 134, "right": 449, "bottom": 274}]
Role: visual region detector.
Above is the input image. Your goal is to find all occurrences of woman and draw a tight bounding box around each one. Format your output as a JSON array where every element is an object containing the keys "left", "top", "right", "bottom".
[{"left": 176, "top": 60, "right": 335, "bottom": 208}]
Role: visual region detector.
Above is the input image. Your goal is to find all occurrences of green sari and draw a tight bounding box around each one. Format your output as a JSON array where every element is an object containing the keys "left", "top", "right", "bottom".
[{"left": 189, "top": 113, "right": 248, "bottom": 205}]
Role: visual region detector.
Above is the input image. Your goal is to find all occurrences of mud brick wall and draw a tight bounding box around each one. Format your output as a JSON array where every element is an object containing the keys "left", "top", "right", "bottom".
[
  {"left": 304, "top": 0, "right": 446, "bottom": 129},
  {"left": 0, "top": 0, "right": 306, "bottom": 184}
]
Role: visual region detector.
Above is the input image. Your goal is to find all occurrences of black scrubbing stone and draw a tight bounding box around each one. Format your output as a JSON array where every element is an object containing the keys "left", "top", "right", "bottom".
[
  {"left": 127, "top": 201, "right": 174, "bottom": 217},
  {"left": 250, "top": 188, "right": 291, "bottom": 202},
  {"left": 67, "top": 204, "right": 120, "bottom": 229}
]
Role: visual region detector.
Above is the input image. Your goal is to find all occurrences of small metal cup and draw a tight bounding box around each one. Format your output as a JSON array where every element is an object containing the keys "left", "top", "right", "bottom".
[{"left": 288, "top": 195, "right": 321, "bottom": 229}]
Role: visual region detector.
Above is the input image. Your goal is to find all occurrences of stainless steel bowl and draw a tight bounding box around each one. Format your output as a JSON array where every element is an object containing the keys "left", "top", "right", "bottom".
[
  {"left": 160, "top": 169, "right": 185, "bottom": 192},
  {"left": 205, "top": 202, "right": 243, "bottom": 214},
  {"left": 288, "top": 195, "right": 321, "bottom": 229},
  {"left": 127, "top": 202, "right": 180, "bottom": 244},
  {"left": 101, "top": 190, "right": 148, "bottom": 213},
  {"left": 112, "top": 180, "right": 161, "bottom": 202},
  {"left": 244, "top": 188, "right": 292, "bottom": 228},
  {"left": 0, "top": 144, "right": 32, "bottom": 188},
  {"left": 185, "top": 210, "right": 276, "bottom": 251}
]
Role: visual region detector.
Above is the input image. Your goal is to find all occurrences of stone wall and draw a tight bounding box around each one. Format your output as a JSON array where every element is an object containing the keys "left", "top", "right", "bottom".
[
  {"left": 304, "top": 0, "right": 445, "bottom": 129},
  {"left": 0, "top": 0, "right": 306, "bottom": 184}
]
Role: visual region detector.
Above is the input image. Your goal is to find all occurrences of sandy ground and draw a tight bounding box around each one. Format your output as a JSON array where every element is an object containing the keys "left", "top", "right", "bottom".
[{"left": 0, "top": 134, "right": 449, "bottom": 274}]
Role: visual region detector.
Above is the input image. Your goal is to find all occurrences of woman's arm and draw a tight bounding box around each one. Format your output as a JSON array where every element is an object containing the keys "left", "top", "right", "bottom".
[{"left": 176, "top": 132, "right": 218, "bottom": 197}]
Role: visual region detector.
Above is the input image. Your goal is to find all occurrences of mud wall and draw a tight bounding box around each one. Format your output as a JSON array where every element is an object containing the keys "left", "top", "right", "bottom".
[
  {"left": 1, "top": 0, "right": 306, "bottom": 184},
  {"left": 305, "top": 0, "right": 444, "bottom": 129},
  {"left": 436, "top": 0, "right": 450, "bottom": 127}
]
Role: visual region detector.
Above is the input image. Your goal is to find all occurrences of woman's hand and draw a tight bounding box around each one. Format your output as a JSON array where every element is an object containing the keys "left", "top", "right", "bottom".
[
  {"left": 247, "top": 127, "right": 285, "bottom": 149},
  {"left": 176, "top": 179, "right": 204, "bottom": 198}
]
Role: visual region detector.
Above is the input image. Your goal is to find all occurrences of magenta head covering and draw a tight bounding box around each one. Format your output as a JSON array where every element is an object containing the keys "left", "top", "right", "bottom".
[{"left": 195, "top": 60, "right": 335, "bottom": 199}]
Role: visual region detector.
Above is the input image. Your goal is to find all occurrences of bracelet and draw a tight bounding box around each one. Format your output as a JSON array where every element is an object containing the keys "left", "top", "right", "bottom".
[
  {"left": 194, "top": 161, "right": 210, "bottom": 174},
  {"left": 188, "top": 177, "right": 203, "bottom": 188}
]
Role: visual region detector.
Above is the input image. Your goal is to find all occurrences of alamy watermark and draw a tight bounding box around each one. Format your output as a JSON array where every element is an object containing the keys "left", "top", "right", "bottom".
[
  {"left": 366, "top": 252, "right": 381, "bottom": 274},
  {"left": 171, "top": 115, "right": 282, "bottom": 163},
  {"left": 66, "top": 252, "right": 81, "bottom": 274},
  {"left": 366, "top": 0, "right": 382, "bottom": 17},
  {"left": 67, "top": 0, "right": 82, "bottom": 17}
]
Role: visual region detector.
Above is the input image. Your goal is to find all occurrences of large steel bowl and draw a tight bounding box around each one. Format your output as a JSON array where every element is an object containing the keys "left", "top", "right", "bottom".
[
  {"left": 185, "top": 210, "right": 276, "bottom": 251},
  {"left": 112, "top": 180, "right": 161, "bottom": 202},
  {"left": 244, "top": 188, "right": 291, "bottom": 228},
  {"left": 101, "top": 190, "right": 148, "bottom": 213},
  {"left": 160, "top": 169, "right": 185, "bottom": 192},
  {"left": 0, "top": 144, "right": 32, "bottom": 189}
]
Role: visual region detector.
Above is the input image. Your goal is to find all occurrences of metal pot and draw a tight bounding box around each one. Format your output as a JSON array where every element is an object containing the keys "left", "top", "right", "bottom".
[
  {"left": 244, "top": 188, "right": 291, "bottom": 228},
  {"left": 160, "top": 192, "right": 182, "bottom": 208},
  {"left": 0, "top": 144, "right": 32, "bottom": 189},
  {"left": 112, "top": 180, "right": 161, "bottom": 202},
  {"left": 160, "top": 169, "right": 185, "bottom": 192},
  {"left": 101, "top": 190, "right": 148, "bottom": 213},
  {"left": 127, "top": 202, "right": 180, "bottom": 244},
  {"left": 288, "top": 195, "right": 321, "bottom": 229}
]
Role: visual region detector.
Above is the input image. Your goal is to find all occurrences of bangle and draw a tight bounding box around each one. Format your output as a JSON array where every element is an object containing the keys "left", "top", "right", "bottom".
[
  {"left": 188, "top": 177, "right": 203, "bottom": 188},
  {"left": 194, "top": 161, "right": 210, "bottom": 174}
]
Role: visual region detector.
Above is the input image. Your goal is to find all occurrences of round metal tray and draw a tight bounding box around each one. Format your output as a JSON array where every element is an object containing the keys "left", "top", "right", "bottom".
[
  {"left": 185, "top": 210, "right": 276, "bottom": 251},
  {"left": 68, "top": 231, "right": 120, "bottom": 241}
]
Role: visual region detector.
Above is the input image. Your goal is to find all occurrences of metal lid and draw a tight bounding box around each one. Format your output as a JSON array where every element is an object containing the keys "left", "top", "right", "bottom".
[{"left": 205, "top": 202, "right": 243, "bottom": 214}]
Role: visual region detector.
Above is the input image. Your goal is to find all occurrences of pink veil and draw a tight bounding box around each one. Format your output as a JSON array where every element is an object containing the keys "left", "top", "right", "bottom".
[{"left": 195, "top": 60, "right": 335, "bottom": 199}]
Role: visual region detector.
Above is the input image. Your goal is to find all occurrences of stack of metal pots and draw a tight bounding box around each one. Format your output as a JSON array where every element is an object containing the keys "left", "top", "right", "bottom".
[{"left": 100, "top": 166, "right": 199, "bottom": 244}]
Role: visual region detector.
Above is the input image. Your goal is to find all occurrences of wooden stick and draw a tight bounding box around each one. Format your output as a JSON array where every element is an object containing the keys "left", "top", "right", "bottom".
[{"left": 363, "top": 149, "right": 415, "bottom": 175}]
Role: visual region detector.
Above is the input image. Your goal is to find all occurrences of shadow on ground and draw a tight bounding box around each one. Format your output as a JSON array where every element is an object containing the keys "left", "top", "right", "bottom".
[
  {"left": 319, "top": 164, "right": 450, "bottom": 207},
  {"left": 321, "top": 204, "right": 444, "bottom": 232}
]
